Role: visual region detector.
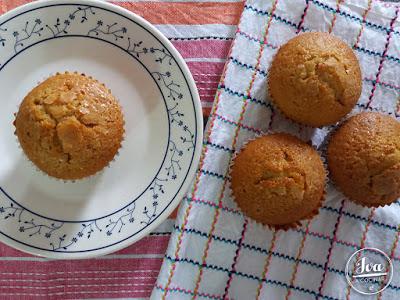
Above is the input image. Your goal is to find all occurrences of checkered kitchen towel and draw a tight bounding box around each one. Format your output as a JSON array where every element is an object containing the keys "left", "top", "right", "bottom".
[{"left": 153, "top": 0, "right": 400, "bottom": 299}]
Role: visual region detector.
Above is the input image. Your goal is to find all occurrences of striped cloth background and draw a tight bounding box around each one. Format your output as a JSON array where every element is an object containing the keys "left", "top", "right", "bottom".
[{"left": 0, "top": 0, "right": 242, "bottom": 299}]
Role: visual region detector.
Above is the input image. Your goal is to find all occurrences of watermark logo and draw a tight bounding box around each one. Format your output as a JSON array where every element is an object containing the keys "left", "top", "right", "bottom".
[{"left": 345, "top": 247, "right": 393, "bottom": 295}]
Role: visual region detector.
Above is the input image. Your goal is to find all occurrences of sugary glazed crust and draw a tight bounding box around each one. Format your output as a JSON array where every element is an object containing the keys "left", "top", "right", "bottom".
[
  {"left": 14, "top": 72, "right": 124, "bottom": 180},
  {"left": 328, "top": 112, "right": 400, "bottom": 207},
  {"left": 268, "top": 32, "right": 362, "bottom": 127},
  {"left": 230, "top": 133, "right": 326, "bottom": 228}
]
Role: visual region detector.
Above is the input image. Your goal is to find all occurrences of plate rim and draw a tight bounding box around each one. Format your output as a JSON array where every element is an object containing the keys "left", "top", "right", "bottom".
[{"left": 0, "top": 0, "right": 203, "bottom": 259}]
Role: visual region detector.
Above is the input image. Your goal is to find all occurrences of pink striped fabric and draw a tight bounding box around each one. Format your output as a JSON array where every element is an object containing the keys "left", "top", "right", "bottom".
[
  {"left": 0, "top": 0, "right": 242, "bottom": 299},
  {"left": 0, "top": 235, "right": 168, "bottom": 298}
]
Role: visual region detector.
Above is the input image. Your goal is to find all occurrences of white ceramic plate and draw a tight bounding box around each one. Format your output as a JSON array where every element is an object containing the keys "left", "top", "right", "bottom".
[{"left": 0, "top": 0, "right": 202, "bottom": 259}]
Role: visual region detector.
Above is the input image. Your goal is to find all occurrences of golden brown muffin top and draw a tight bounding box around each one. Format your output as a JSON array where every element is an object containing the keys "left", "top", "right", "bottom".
[
  {"left": 268, "top": 32, "right": 362, "bottom": 127},
  {"left": 230, "top": 133, "right": 326, "bottom": 228},
  {"left": 14, "top": 72, "right": 124, "bottom": 180},
  {"left": 328, "top": 112, "right": 400, "bottom": 206}
]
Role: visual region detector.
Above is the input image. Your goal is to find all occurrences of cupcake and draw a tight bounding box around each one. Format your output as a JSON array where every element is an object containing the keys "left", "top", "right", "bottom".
[
  {"left": 230, "top": 133, "right": 326, "bottom": 229},
  {"left": 327, "top": 112, "right": 400, "bottom": 207},
  {"left": 268, "top": 32, "right": 362, "bottom": 127},
  {"left": 14, "top": 72, "right": 124, "bottom": 180}
]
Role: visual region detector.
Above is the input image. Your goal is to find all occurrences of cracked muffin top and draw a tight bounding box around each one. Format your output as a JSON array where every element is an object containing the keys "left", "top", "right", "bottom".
[
  {"left": 230, "top": 133, "right": 326, "bottom": 229},
  {"left": 14, "top": 72, "right": 124, "bottom": 180},
  {"left": 328, "top": 112, "right": 400, "bottom": 207},
  {"left": 268, "top": 32, "right": 361, "bottom": 127}
]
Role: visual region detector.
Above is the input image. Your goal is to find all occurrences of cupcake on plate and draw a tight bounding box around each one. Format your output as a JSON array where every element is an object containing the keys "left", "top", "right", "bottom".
[
  {"left": 230, "top": 133, "right": 326, "bottom": 229},
  {"left": 268, "top": 32, "right": 362, "bottom": 127},
  {"left": 328, "top": 112, "right": 400, "bottom": 207},
  {"left": 14, "top": 72, "right": 124, "bottom": 180}
]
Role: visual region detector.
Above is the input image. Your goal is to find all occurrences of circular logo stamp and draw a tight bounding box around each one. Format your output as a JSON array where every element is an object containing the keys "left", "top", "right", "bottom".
[{"left": 345, "top": 247, "right": 393, "bottom": 295}]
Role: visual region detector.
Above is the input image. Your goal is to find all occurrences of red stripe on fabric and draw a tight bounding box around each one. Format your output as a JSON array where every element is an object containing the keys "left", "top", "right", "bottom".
[
  {"left": 345, "top": 208, "right": 376, "bottom": 300},
  {"left": 0, "top": 275, "right": 157, "bottom": 284},
  {"left": 0, "top": 2, "right": 5, "bottom": 14},
  {"left": 0, "top": 258, "right": 162, "bottom": 273},
  {"left": 223, "top": 219, "right": 248, "bottom": 299},
  {"left": 0, "top": 259, "right": 161, "bottom": 299},
  {"left": 197, "top": 83, "right": 219, "bottom": 91},
  {"left": 192, "top": 200, "right": 224, "bottom": 298},
  {"left": 200, "top": 94, "right": 218, "bottom": 103},
  {"left": 256, "top": 231, "right": 278, "bottom": 300},
  {"left": 0, "top": 1, "right": 243, "bottom": 25},
  {"left": 188, "top": 61, "right": 224, "bottom": 116},
  {"left": 200, "top": 98, "right": 217, "bottom": 104},
  {"left": 0, "top": 236, "right": 169, "bottom": 257},
  {"left": 367, "top": 7, "right": 399, "bottom": 108},
  {"left": 297, "top": 0, "right": 311, "bottom": 33},
  {"left": 162, "top": 207, "right": 194, "bottom": 298},
  {"left": 377, "top": 226, "right": 400, "bottom": 300},
  {"left": 199, "top": 93, "right": 218, "bottom": 99},
  {"left": 0, "top": 0, "right": 29, "bottom": 13},
  {"left": 354, "top": 0, "right": 373, "bottom": 48},
  {"left": 285, "top": 221, "right": 311, "bottom": 300},
  {"left": 188, "top": 62, "right": 225, "bottom": 78},
  {"left": 172, "top": 40, "right": 232, "bottom": 59},
  {"left": 187, "top": 61, "right": 224, "bottom": 118},
  {"left": 112, "top": 2, "right": 243, "bottom": 25},
  {"left": 328, "top": 0, "right": 344, "bottom": 33},
  {"left": 212, "top": 112, "right": 263, "bottom": 134},
  {"left": 0, "top": 244, "right": 35, "bottom": 257},
  {"left": 0, "top": 290, "right": 153, "bottom": 299},
  {"left": 0, "top": 284, "right": 155, "bottom": 291},
  {"left": 196, "top": 80, "right": 220, "bottom": 85},
  {"left": 317, "top": 199, "right": 346, "bottom": 296},
  {"left": 365, "top": 78, "right": 400, "bottom": 91}
]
